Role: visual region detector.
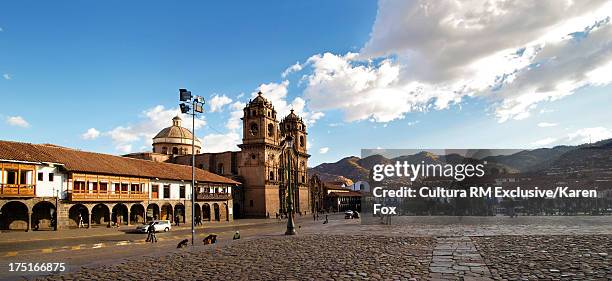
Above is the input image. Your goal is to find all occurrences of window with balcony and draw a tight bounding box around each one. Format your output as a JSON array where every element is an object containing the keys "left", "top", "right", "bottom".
[
  {"left": 74, "top": 181, "right": 86, "bottom": 193},
  {"left": 151, "top": 185, "right": 159, "bottom": 198},
  {"left": 114, "top": 183, "right": 120, "bottom": 194},
  {"left": 99, "top": 182, "right": 108, "bottom": 193}
]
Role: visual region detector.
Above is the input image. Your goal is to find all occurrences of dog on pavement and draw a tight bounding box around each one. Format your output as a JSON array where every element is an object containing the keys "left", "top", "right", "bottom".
[
  {"left": 177, "top": 239, "right": 189, "bottom": 248},
  {"left": 203, "top": 234, "right": 217, "bottom": 245}
]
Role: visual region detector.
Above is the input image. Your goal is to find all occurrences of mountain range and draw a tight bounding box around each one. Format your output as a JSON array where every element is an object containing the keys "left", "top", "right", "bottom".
[{"left": 308, "top": 138, "right": 612, "bottom": 184}]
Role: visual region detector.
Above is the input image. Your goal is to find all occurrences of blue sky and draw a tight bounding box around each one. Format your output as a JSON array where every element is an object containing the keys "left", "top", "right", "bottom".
[{"left": 1, "top": 1, "right": 611, "bottom": 166}]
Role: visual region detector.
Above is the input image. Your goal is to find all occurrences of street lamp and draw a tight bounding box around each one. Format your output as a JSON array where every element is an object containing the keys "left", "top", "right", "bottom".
[
  {"left": 179, "top": 88, "right": 205, "bottom": 246},
  {"left": 281, "top": 136, "right": 296, "bottom": 235}
]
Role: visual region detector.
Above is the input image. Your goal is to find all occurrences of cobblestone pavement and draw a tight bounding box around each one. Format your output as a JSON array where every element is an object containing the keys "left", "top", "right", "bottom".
[
  {"left": 428, "top": 237, "right": 492, "bottom": 281},
  {"left": 36, "top": 235, "right": 434, "bottom": 281},
  {"left": 21, "top": 217, "right": 612, "bottom": 280},
  {"left": 473, "top": 235, "right": 612, "bottom": 280}
]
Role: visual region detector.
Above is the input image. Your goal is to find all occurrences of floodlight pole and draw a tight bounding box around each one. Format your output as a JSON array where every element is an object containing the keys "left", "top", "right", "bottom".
[{"left": 191, "top": 98, "right": 195, "bottom": 246}]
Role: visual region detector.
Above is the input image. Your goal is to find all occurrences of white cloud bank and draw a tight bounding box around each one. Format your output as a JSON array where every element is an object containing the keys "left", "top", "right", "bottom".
[
  {"left": 208, "top": 94, "right": 233, "bottom": 113},
  {"left": 292, "top": 0, "right": 612, "bottom": 123},
  {"left": 102, "top": 105, "right": 205, "bottom": 153},
  {"left": 319, "top": 147, "right": 329, "bottom": 154},
  {"left": 537, "top": 122, "right": 558, "bottom": 128},
  {"left": 6, "top": 116, "right": 29, "bottom": 128},
  {"left": 81, "top": 128, "right": 101, "bottom": 140}
]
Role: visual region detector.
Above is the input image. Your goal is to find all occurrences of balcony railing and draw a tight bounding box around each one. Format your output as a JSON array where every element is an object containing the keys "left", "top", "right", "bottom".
[
  {"left": 0, "top": 184, "right": 35, "bottom": 197},
  {"left": 68, "top": 191, "right": 148, "bottom": 201},
  {"left": 197, "top": 192, "right": 231, "bottom": 201}
]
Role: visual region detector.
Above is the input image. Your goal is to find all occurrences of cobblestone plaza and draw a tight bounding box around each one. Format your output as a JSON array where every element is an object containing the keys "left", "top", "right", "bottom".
[{"left": 30, "top": 216, "right": 612, "bottom": 281}]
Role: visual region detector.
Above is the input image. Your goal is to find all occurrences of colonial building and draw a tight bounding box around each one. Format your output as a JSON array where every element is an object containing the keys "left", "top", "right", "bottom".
[
  {"left": 309, "top": 175, "right": 362, "bottom": 213},
  {"left": 0, "top": 140, "right": 237, "bottom": 231},
  {"left": 128, "top": 92, "right": 312, "bottom": 218}
]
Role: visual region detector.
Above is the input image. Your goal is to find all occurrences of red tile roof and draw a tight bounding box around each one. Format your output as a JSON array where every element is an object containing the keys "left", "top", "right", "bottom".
[{"left": 0, "top": 140, "right": 239, "bottom": 185}]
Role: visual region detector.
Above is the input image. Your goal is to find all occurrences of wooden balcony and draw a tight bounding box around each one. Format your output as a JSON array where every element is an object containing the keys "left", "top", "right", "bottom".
[
  {"left": 197, "top": 192, "right": 231, "bottom": 201},
  {"left": 0, "top": 184, "right": 35, "bottom": 197},
  {"left": 67, "top": 191, "right": 148, "bottom": 202}
]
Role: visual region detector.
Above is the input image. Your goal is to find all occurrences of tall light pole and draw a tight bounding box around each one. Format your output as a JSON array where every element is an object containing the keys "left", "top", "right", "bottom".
[
  {"left": 179, "top": 88, "right": 205, "bottom": 246},
  {"left": 281, "top": 136, "right": 296, "bottom": 235}
]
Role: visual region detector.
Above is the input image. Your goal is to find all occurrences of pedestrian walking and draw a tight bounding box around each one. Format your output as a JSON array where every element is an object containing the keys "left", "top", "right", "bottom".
[
  {"left": 148, "top": 223, "right": 157, "bottom": 243},
  {"left": 78, "top": 213, "right": 84, "bottom": 228},
  {"left": 145, "top": 222, "right": 153, "bottom": 242},
  {"left": 175, "top": 215, "right": 180, "bottom": 226}
]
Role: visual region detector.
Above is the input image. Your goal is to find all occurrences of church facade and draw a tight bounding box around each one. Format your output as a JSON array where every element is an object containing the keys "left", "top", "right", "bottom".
[{"left": 130, "top": 92, "right": 311, "bottom": 218}]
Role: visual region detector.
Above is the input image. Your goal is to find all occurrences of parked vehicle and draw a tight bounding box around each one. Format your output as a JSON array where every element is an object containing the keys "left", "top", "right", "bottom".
[
  {"left": 344, "top": 210, "right": 354, "bottom": 219},
  {"left": 136, "top": 220, "right": 171, "bottom": 233},
  {"left": 352, "top": 211, "right": 360, "bottom": 219}
]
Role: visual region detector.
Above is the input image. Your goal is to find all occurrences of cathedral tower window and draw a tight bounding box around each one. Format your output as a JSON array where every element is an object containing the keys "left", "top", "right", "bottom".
[
  {"left": 249, "top": 123, "right": 259, "bottom": 136},
  {"left": 268, "top": 123, "right": 274, "bottom": 137}
]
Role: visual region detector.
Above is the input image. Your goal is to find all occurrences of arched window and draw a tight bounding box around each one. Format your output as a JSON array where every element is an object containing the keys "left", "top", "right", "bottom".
[
  {"left": 269, "top": 171, "right": 274, "bottom": 181},
  {"left": 249, "top": 123, "right": 259, "bottom": 136},
  {"left": 218, "top": 163, "right": 224, "bottom": 174},
  {"left": 299, "top": 135, "right": 305, "bottom": 147},
  {"left": 172, "top": 147, "right": 179, "bottom": 155},
  {"left": 268, "top": 123, "right": 274, "bottom": 137}
]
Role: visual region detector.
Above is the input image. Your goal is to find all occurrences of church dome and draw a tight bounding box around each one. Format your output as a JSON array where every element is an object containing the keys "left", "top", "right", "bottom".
[
  {"left": 154, "top": 117, "right": 196, "bottom": 139},
  {"left": 152, "top": 116, "right": 201, "bottom": 155}
]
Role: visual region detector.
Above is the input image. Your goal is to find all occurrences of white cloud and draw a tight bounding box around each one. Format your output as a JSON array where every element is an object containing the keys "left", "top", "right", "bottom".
[
  {"left": 532, "top": 137, "right": 557, "bottom": 147},
  {"left": 208, "top": 94, "right": 233, "bottom": 113},
  {"left": 537, "top": 122, "right": 558, "bottom": 128},
  {"left": 201, "top": 132, "right": 241, "bottom": 153},
  {"left": 252, "top": 80, "right": 324, "bottom": 125},
  {"left": 293, "top": 1, "right": 612, "bottom": 123},
  {"left": 3, "top": 74, "right": 11, "bottom": 80},
  {"left": 282, "top": 62, "right": 303, "bottom": 78},
  {"left": 6, "top": 116, "right": 29, "bottom": 128},
  {"left": 104, "top": 105, "right": 205, "bottom": 153},
  {"left": 226, "top": 101, "right": 245, "bottom": 131},
  {"left": 319, "top": 147, "right": 329, "bottom": 154},
  {"left": 81, "top": 128, "right": 101, "bottom": 140},
  {"left": 567, "top": 127, "right": 612, "bottom": 143}
]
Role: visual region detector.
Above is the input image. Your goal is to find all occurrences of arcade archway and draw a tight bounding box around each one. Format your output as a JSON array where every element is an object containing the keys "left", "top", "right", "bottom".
[
  {"left": 0, "top": 201, "right": 29, "bottom": 231},
  {"left": 32, "top": 201, "right": 56, "bottom": 230}
]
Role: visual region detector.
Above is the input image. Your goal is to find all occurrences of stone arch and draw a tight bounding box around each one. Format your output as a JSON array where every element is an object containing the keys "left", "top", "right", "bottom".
[
  {"left": 111, "top": 203, "right": 128, "bottom": 226},
  {"left": 172, "top": 147, "right": 179, "bottom": 155},
  {"left": 221, "top": 203, "right": 229, "bottom": 221},
  {"left": 68, "top": 204, "right": 89, "bottom": 228},
  {"left": 32, "top": 201, "right": 56, "bottom": 231},
  {"left": 161, "top": 203, "right": 173, "bottom": 222},
  {"left": 194, "top": 203, "right": 201, "bottom": 222},
  {"left": 91, "top": 203, "right": 110, "bottom": 226},
  {"left": 202, "top": 203, "right": 211, "bottom": 221},
  {"left": 130, "top": 203, "right": 145, "bottom": 224},
  {"left": 0, "top": 201, "right": 30, "bottom": 231},
  {"left": 174, "top": 203, "right": 185, "bottom": 223},
  {"left": 213, "top": 203, "right": 220, "bottom": 221},
  {"left": 147, "top": 203, "right": 160, "bottom": 221}
]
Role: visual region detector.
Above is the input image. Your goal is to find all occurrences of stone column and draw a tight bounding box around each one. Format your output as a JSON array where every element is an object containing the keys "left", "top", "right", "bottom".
[
  {"left": 27, "top": 212, "right": 31, "bottom": 232},
  {"left": 88, "top": 213, "right": 92, "bottom": 229},
  {"left": 127, "top": 209, "right": 131, "bottom": 226}
]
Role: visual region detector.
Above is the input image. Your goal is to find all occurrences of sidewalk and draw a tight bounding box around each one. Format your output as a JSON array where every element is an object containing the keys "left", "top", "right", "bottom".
[{"left": 0, "top": 218, "right": 280, "bottom": 243}]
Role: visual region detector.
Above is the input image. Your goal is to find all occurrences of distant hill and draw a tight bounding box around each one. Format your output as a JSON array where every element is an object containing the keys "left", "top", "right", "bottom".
[{"left": 308, "top": 138, "right": 612, "bottom": 183}]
